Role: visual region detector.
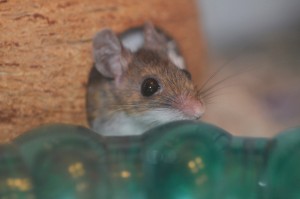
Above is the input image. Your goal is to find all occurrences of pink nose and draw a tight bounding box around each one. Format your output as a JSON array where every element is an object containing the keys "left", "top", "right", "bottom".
[{"left": 177, "top": 97, "right": 205, "bottom": 119}]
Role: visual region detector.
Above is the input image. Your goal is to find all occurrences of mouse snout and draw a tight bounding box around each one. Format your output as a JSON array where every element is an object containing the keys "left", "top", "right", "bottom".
[{"left": 174, "top": 95, "right": 205, "bottom": 119}]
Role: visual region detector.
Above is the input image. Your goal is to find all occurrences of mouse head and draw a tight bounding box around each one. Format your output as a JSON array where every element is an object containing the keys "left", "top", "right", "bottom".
[{"left": 92, "top": 23, "right": 205, "bottom": 125}]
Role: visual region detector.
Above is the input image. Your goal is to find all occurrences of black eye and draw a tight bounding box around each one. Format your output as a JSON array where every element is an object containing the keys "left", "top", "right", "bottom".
[
  {"left": 182, "top": 69, "right": 192, "bottom": 80},
  {"left": 141, "top": 78, "right": 160, "bottom": 97}
]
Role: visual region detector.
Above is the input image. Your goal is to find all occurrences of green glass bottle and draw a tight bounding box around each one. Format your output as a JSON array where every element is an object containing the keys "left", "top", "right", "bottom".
[
  {"left": 0, "top": 144, "right": 35, "bottom": 199},
  {"left": 15, "top": 125, "right": 109, "bottom": 199},
  {"left": 0, "top": 121, "right": 298, "bottom": 199},
  {"left": 141, "top": 121, "right": 229, "bottom": 199},
  {"left": 265, "top": 127, "right": 300, "bottom": 199}
]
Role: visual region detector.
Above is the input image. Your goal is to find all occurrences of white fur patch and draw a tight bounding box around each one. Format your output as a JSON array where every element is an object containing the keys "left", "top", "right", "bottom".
[
  {"left": 92, "top": 108, "right": 190, "bottom": 136},
  {"left": 92, "top": 112, "right": 144, "bottom": 136},
  {"left": 136, "top": 108, "right": 189, "bottom": 125},
  {"left": 121, "top": 32, "right": 144, "bottom": 52},
  {"left": 120, "top": 30, "right": 186, "bottom": 69},
  {"left": 167, "top": 41, "right": 186, "bottom": 69}
]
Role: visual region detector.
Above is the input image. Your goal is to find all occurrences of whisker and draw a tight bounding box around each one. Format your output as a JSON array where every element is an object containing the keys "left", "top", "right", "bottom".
[
  {"left": 198, "top": 64, "right": 227, "bottom": 92},
  {"left": 202, "top": 89, "right": 225, "bottom": 100},
  {"left": 197, "top": 43, "right": 266, "bottom": 97},
  {"left": 199, "top": 63, "right": 257, "bottom": 96},
  {"left": 200, "top": 78, "right": 234, "bottom": 97},
  {"left": 198, "top": 49, "right": 246, "bottom": 92},
  {"left": 205, "top": 99, "right": 217, "bottom": 105},
  {"left": 204, "top": 91, "right": 227, "bottom": 102}
]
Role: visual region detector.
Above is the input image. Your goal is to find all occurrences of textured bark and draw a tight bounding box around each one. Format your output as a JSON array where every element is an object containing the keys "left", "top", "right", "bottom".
[{"left": 0, "top": 0, "right": 206, "bottom": 142}]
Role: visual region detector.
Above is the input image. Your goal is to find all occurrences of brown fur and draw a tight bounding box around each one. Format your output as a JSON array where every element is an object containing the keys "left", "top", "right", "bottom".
[{"left": 86, "top": 48, "right": 199, "bottom": 126}]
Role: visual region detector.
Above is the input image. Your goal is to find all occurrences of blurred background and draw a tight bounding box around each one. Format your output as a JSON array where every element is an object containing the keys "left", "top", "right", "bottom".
[{"left": 196, "top": 0, "right": 300, "bottom": 136}]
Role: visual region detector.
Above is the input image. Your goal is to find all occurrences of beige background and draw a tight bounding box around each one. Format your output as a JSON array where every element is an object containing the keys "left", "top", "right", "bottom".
[{"left": 0, "top": 0, "right": 206, "bottom": 142}]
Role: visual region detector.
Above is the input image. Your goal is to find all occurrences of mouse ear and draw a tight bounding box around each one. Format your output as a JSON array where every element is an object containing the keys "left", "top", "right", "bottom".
[
  {"left": 93, "top": 29, "right": 131, "bottom": 79},
  {"left": 143, "top": 22, "right": 168, "bottom": 52}
]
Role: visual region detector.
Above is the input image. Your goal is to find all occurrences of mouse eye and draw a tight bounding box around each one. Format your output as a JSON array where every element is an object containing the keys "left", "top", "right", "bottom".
[
  {"left": 181, "top": 69, "right": 192, "bottom": 80},
  {"left": 141, "top": 78, "right": 160, "bottom": 97}
]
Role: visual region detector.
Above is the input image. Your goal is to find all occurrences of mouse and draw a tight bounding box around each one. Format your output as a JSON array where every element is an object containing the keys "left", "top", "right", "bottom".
[{"left": 86, "top": 22, "right": 205, "bottom": 136}]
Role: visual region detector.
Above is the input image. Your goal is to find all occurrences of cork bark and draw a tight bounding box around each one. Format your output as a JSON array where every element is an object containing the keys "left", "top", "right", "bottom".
[{"left": 0, "top": 0, "right": 206, "bottom": 142}]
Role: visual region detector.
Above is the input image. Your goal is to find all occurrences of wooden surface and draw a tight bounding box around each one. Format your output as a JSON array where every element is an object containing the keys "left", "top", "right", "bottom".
[{"left": 0, "top": 0, "right": 206, "bottom": 142}]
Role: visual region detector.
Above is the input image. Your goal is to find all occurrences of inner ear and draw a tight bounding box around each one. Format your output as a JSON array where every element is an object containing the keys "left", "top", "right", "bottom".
[
  {"left": 93, "top": 29, "right": 131, "bottom": 79},
  {"left": 143, "top": 22, "right": 168, "bottom": 53}
]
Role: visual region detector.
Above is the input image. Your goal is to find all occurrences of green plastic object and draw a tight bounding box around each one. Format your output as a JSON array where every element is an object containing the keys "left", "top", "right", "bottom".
[{"left": 0, "top": 121, "right": 300, "bottom": 199}]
